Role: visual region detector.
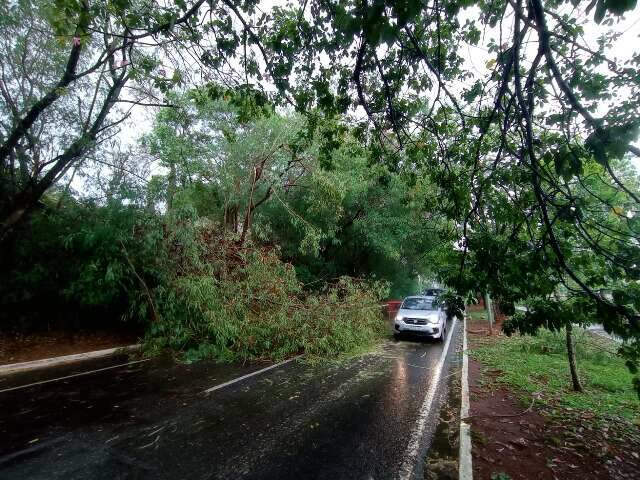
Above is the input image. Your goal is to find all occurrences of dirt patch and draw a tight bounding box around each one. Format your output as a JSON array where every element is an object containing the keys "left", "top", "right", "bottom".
[
  {"left": 467, "top": 326, "right": 640, "bottom": 480},
  {"left": 0, "top": 330, "right": 139, "bottom": 365}
]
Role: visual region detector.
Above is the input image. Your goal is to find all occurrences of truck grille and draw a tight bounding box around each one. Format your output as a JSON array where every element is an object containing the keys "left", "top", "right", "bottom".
[{"left": 404, "top": 318, "right": 427, "bottom": 325}]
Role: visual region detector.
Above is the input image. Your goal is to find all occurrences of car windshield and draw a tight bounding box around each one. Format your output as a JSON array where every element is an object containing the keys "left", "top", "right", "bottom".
[{"left": 401, "top": 298, "right": 436, "bottom": 310}]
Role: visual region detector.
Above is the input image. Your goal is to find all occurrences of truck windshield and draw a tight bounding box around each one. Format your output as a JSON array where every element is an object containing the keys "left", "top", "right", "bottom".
[{"left": 401, "top": 298, "right": 436, "bottom": 310}]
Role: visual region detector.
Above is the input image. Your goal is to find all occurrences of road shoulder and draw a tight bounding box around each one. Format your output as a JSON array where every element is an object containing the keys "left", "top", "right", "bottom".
[
  {"left": 0, "top": 344, "right": 141, "bottom": 376},
  {"left": 467, "top": 320, "right": 640, "bottom": 480},
  {"left": 0, "top": 331, "right": 139, "bottom": 366}
]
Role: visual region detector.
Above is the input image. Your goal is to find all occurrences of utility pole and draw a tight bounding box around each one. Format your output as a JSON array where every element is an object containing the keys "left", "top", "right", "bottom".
[{"left": 484, "top": 292, "right": 494, "bottom": 335}]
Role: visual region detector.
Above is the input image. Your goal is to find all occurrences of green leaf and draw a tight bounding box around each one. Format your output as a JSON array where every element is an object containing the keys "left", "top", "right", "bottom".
[{"left": 594, "top": 0, "right": 608, "bottom": 22}]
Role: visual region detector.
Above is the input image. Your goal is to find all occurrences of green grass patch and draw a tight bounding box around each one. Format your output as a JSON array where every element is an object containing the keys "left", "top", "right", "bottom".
[
  {"left": 467, "top": 309, "right": 488, "bottom": 320},
  {"left": 471, "top": 328, "right": 639, "bottom": 421}
]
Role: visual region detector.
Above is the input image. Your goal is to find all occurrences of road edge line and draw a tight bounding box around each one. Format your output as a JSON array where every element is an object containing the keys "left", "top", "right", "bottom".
[
  {"left": 459, "top": 315, "right": 473, "bottom": 480},
  {"left": 203, "top": 354, "right": 303, "bottom": 394},
  {"left": 0, "top": 344, "right": 141, "bottom": 377},
  {"left": 398, "top": 317, "right": 457, "bottom": 480}
]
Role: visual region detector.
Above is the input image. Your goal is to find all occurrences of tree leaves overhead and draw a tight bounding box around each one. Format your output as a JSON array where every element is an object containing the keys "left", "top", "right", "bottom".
[
  {"left": 591, "top": 0, "right": 637, "bottom": 23},
  {"left": 1, "top": 0, "right": 640, "bottom": 391},
  {"left": 585, "top": 122, "right": 640, "bottom": 166}
]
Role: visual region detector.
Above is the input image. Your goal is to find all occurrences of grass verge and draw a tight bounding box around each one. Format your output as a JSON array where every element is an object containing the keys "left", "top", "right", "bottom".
[
  {"left": 470, "top": 327, "right": 639, "bottom": 422},
  {"left": 467, "top": 309, "right": 488, "bottom": 321}
]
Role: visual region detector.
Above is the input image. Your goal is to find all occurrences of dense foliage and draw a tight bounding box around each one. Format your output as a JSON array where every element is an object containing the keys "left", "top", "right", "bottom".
[
  {"left": 147, "top": 223, "right": 387, "bottom": 361},
  {"left": 0, "top": 197, "right": 163, "bottom": 329},
  {"left": 1, "top": 0, "right": 639, "bottom": 391},
  {"left": 0, "top": 96, "right": 440, "bottom": 360}
]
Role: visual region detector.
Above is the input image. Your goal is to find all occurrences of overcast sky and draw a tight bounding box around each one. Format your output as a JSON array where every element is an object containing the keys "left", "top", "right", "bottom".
[{"left": 109, "top": 3, "right": 640, "bottom": 175}]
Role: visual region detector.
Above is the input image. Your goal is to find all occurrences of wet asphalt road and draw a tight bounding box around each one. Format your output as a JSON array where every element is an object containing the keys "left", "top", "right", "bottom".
[{"left": 0, "top": 323, "right": 461, "bottom": 480}]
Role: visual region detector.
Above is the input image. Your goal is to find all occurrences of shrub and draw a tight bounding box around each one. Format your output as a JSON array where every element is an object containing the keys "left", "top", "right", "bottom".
[
  {"left": 0, "top": 198, "right": 164, "bottom": 330},
  {"left": 145, "top": 222, "right": 388, "bottom": 361},
  {"left": 439, "top": 289, "right": 465, "bottom": 320}
]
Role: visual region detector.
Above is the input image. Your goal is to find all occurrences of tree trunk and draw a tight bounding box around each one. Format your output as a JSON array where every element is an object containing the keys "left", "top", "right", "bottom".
[
  {"left": 0, "top": 9, "right": 88, "bottom": 166},
  {"left": 167, "top": 161, "right": 177, "bottom": 211},
  {"left": 565, "top": 323, "right": 583, "bottom": 392},
  {"left": 485, "top": 292, "right": 494, "bottom": 335},
  {"left": 0, "top": 70, "right": 128, "bottom": 245},
  {"left": 238, "top": 205, "right": 251, "bottom": 245},
  {"left": 0, "top": 187, "right": 38, "bottom": 245},
  {"left": 238, "top": 165, "right": 262, "bottom": 246},
  {"left": 120, "top": 240, "right": 159, "bottom": 324}
]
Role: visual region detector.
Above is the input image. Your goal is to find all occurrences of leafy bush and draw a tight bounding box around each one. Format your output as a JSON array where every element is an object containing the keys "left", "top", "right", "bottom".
[
  {"left": 2, "top": 198, "right": 387, "bottom": 361},
  {"left": 145, "top": 222, "right": 388, "bottom": 361},
  {"left": 0, "top": 197, "right": 164, "bottom": 330},
  {"left": 438, "top": 289, "right": 465, "bottom": 320}
]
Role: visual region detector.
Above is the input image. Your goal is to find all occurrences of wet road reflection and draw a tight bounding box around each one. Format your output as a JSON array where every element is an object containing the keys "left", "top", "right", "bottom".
[{"left": 0, "top": 326, "right": 461, "bottom": 480}]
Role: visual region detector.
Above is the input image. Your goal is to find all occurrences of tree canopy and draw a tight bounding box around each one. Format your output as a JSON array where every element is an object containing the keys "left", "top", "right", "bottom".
[{"left": 0, "top": 0, "right": 639, "bottom": 386}]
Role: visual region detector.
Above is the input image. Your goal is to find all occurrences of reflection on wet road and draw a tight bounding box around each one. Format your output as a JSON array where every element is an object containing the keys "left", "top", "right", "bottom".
[{"left": 0, "top": 323, "right": 461, "bottom": 480}]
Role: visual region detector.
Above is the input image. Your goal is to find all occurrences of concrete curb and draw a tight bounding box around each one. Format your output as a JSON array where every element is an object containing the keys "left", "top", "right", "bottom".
[
  {"left": 0, "top": 344, "right": 141, "bottom": 376},
  {"left": 459, "top": 315, "right": 473, "bottom": 480}
]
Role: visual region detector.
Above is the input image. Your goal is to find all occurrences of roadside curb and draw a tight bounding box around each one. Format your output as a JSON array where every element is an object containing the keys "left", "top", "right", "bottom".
[
  {"left": 0, "top": 344, "right": 141, "bottom": 376},
  {"left": 459, "top": 315, "right": 473, "bottom": 479}
]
